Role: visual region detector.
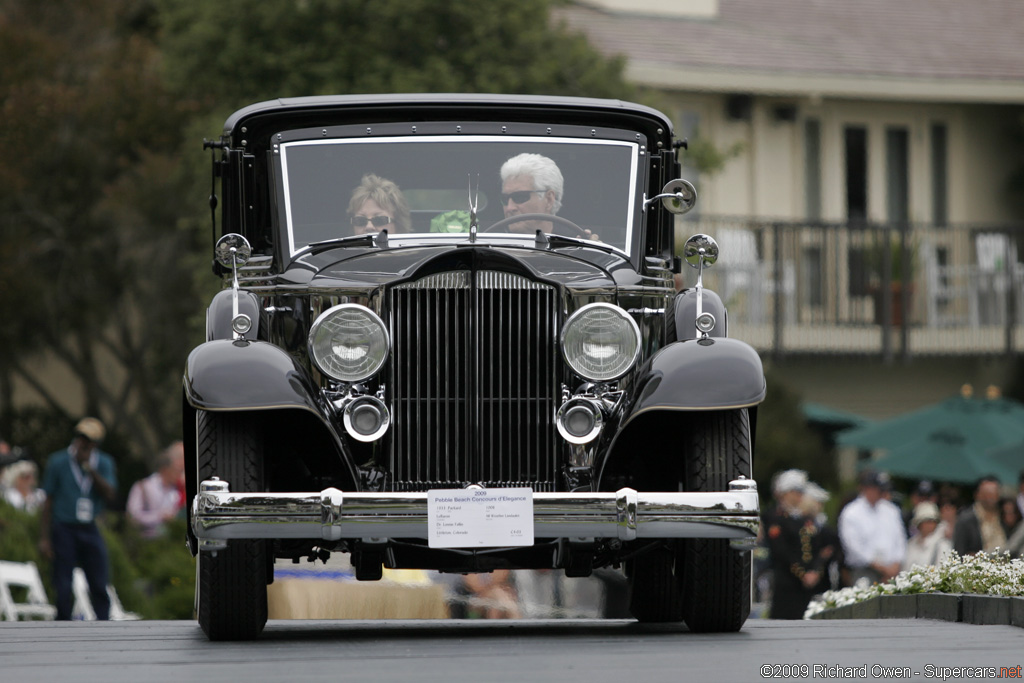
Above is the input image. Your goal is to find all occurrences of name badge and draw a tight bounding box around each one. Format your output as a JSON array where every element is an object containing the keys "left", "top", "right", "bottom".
[{"left": 76, "top": 497, "right": 94, "bottom": 523}]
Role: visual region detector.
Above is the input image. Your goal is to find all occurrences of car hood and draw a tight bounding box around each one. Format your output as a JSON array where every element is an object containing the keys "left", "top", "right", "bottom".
[{"left": 285, "top": 244, "right": 637, "bottom": 290}]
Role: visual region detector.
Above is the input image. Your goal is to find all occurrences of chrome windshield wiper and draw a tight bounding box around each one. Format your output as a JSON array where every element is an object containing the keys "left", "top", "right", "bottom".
[
  {"left": 305, "top": 230, "right": 389, "bottom": 255},
  {"left": 538, "top": 231, "right": 622, "bottom": 257}
]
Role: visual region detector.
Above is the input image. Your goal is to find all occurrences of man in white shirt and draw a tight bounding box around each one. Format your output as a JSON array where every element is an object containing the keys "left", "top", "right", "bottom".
[
  {"left": 126, "top": 441, "right": 185, "bottom": 539},
  {"left": 838, "top": 469, "right": 906, "bottom": 586}
]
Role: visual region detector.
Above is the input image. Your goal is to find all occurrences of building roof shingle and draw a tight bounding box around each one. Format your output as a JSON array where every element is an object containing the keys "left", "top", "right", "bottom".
[{"left": 561, "top": 0, "right": 1024, "bottom": 101}]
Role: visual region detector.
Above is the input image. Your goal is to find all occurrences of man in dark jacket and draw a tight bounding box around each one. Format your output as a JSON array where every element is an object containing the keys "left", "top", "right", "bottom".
[{"left": 953, "top": 476, "right": 1005, "bottom": 556}]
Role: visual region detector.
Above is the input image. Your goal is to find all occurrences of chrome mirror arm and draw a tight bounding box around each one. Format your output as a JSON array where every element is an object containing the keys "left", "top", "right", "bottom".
[
  {"left": 214, "top": 233, "right": 253, "bottom": 341},
  {"left": 682, "top": 234, "right": 720, "bottom": 339}
]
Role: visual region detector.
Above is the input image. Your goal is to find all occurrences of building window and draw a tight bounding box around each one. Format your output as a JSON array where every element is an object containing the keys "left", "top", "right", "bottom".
[
  {"left": 931, "top": 123, "right": 948, "bottom": 227},
  {"left": 845, "top": 126, "right": 868, "bottom": 223},
  {"left": 886, "top": 127, "right": 909, "bottom": 225},
  {"left": 804, "top": 119, "right": 821, "bottom": 220}
]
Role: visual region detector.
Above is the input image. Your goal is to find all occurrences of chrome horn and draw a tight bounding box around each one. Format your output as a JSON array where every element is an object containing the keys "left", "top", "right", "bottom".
[{"left": 683, "top": 233, "right": 719, "bottom": 339}]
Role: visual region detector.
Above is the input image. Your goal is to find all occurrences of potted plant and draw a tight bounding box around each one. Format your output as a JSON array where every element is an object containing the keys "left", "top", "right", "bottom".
[{"left": 865, "top": 232, "right": 917, "bottom": 326}]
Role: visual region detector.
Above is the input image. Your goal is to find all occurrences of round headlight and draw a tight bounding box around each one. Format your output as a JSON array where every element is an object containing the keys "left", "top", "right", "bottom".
[
  {"left": 309, "top": 304, "right": 389, "bottom": 382},
  {"left": 561, "top": 303, "right": 641, "bottom": 382}
]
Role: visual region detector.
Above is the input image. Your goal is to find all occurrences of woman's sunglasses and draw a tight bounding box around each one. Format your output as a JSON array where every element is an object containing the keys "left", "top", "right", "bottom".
[
  {"left": 501, "top": 190, "right": 545, "bottom": 205},
  {"left": 351, "top": 215, "right": 393, "bottom": 228}
]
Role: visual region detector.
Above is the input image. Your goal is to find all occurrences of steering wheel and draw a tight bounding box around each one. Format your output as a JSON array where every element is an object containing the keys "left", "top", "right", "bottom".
[{"left": 482, "top": 213, "right": 590, "bottom": 238}]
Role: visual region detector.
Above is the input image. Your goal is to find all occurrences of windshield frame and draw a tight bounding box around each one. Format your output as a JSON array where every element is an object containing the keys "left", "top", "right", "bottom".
[{"left": 273, "top": 129, "right": 645, "bottom": 260}]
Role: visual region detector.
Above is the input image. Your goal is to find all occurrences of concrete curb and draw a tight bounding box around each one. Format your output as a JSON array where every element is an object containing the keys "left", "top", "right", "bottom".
[{"left": 811, "top": 594, "right": 1024, "bottom": 627}]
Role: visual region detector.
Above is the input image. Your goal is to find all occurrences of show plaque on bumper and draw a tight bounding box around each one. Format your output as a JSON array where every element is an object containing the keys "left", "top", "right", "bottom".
[{"left": 192, "top": 477, "right": 760, "bottom": 551}]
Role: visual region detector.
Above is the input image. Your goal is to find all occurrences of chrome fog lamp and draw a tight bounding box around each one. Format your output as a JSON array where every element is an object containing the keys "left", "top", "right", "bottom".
[
  {"left": 309, "top": 304, "right": 389, "bottom": 382},
  {"left": 561, "top": 303, "right": 641, "bottom": 382},
  {"left": 343, "top": 395, "right": 391, "bottom": 442},
  {"left": 695, "top": 312, "right": 716, "bottom": 335},
  {"left": 231, "top": 313, "right": 252, "bottom": 336},
  {"left": 556, "top": 397, "right": 603, "bottom": 445}
]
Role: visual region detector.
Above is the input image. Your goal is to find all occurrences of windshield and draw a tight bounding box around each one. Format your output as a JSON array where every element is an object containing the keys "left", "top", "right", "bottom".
[{"left": 278, "top": 135, "right": 640, "bottom": 256}]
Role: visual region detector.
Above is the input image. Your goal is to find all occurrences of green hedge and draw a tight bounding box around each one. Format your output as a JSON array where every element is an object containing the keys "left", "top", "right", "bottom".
[{"left": 0, "top": 501, "right": 195, "bottom": 620}]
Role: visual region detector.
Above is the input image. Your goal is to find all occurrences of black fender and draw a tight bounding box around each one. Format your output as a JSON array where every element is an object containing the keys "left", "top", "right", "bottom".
[
  {"left": 597, "top": 337, "right": 764, "bottom": 489},
  {"left": 625, "top": 337, "right": 765, "bottom": 422},
  {"left": 207, "top": 289, "right": 261, "bottom": 341},
  {"left": 184, "top": 339, "right": 322, "bottom": 413},
  {"left": 671, "top": 287, "right": 727, "bottom": 341}
]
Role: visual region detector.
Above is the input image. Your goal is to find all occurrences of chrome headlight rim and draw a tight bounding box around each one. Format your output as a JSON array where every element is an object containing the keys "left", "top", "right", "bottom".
[
  {"left": 308, "top": 303, "right": 390, "bottom": 382},
  {"left": 560, "top": 302, "right": 642, "bottom": 382}
]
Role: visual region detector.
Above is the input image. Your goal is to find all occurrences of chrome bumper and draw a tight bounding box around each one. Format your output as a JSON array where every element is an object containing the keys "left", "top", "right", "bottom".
[{"left": 191, "top": 477, "right": 760, "bottom": 551}]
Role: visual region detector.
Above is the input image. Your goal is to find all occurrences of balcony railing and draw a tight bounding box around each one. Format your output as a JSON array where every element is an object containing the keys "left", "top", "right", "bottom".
[{"left": 677, "top": 217, "right": 1024, "bottom": 359}]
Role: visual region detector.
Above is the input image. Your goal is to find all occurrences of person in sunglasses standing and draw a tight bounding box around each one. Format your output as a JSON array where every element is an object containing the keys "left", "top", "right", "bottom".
[
  {"left": 347, "top": 173, "right": 411, "bottom": 235},
  {"left": 498, "top": 153, "right": 564, "bottom": 234}
]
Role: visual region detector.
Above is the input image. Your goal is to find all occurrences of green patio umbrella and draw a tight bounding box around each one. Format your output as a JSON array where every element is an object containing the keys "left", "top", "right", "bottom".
[
  {"left": 984, "top": 440, "right": 1024, "bottom": 482},
  {"left": 870, "top": 428, "right": 1020, "bottom": 485},
  {"left": 835, "top": 395, "right": 1024, "bottom": 485},
  {"left": 801, "top": 402, "right": 872, "bottom": 429}
]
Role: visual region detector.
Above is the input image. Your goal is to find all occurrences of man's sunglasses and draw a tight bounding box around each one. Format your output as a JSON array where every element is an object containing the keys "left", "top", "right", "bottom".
[
  {"left": 351, "top": 215, "right": 393, "bottom": 228},
  {"left": 501, "top": 190, "right": 545, "bottom": 205}
]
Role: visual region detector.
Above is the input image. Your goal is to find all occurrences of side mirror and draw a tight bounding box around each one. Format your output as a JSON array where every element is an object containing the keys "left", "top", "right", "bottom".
[
  {"left": 682, "top": 234, "right": 721, "bottom": 339},
  {"left": 215, "top": 233, "right": 252, "bottom": 269},
  {"left": 214, "top": 234, "right": 253, "bottom": 340},
  {"left": 683, "top": 233, "right": 719, "bottom": 269},
  {"left": 642, "top": 179, "right": 697, "bottom": 214}
]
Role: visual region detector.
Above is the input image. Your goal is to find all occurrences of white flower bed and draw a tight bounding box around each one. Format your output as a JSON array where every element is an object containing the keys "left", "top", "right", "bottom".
[{"left": 804, "top": 550, "right": 1024, "bottom": 619}]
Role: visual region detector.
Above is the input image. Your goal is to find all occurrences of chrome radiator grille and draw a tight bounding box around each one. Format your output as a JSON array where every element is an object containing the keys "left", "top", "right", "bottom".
[{"left": 388, "top": 270, "right": 560, "bottom": 492}]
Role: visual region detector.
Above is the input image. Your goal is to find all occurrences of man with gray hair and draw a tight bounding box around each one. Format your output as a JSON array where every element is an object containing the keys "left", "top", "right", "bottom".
[{"left": 499, "top": 153, "right": 564, "bottom": 234}]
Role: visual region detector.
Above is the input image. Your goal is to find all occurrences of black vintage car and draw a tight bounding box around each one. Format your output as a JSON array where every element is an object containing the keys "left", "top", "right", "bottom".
[{"left": 184, "top": 94, "right": 765, "bottom": 640}]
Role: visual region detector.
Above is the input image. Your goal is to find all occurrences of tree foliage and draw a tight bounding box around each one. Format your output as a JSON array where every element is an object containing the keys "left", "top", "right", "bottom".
[
  {"left": 0, "top": 0, "right": 207, "bottom": 457},
  {"left": 155, "top": 0, "right": 635, "bottom": 109}
]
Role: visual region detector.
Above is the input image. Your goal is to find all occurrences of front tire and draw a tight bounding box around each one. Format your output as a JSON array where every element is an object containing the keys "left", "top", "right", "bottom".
[
  {"left": 682, "top": 409, "right": 752, "bottom": 633},
  {"left": 196, "top": 411, "right": 269, "bottom": 641}
]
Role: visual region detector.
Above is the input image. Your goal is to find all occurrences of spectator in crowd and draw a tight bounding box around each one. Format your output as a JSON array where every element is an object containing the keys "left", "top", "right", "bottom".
[
  {"left": 902, "top": 502, "right": 951, "bottom": 569},
  {"left": 838, "top": 469, "right": 906, "bottom": 586},
  {"left": 126, "top": 441, "right": 186, "bottom": 539},
  {"left": 2, "top": 459, "right": 46, "bottom": 513},
  {"left": 937, "top": 490, "right": 961, "bottom": 543},
  {"left": 953, "top": 476, "right": 1006, "bottom": 556},
  {"left": 904, "top": 480, "right": 937, "bottom": 535},
  {"left": 1014, "top": 470, "right": 1024, "bottom": 523},
  {"left": 38, "top": 417, "right": 118, "bottom": 620},
  {"left": 762, "top": 469, "right": 822, "bottom": 619},
  {"left": 1001, "top": 496, "right": 1022, "bottom": 533},
  {"left": 801, "top": 481, "right": 841, "bottom": 593}
]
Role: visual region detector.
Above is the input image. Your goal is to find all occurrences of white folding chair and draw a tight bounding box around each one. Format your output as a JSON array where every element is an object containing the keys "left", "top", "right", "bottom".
[
  {"left": 0, "top": 560, "right": 57, "bottom": 621},
  {"left": 72, "top": 567, "right": 141, "bottom": 621}
]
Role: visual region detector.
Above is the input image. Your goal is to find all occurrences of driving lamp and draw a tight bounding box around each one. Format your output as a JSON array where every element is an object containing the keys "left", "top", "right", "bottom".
[
  {"left": 561, "top": 303, "right": 641, "bottom": 382},
  {"left": 231, "top": 314, "right": 252, "bottom": 336},
  {"left": 309, "top": 304, "right": 389, "bottom": 382},
  {"left": 343, "top": 395, "right": 390, "bottom": 442},
  {"left": 696, "top": 312, "right": 716, "bottom": 335},
  {"left": 556, "top": 397, "right": 603, "bottom": 445}
]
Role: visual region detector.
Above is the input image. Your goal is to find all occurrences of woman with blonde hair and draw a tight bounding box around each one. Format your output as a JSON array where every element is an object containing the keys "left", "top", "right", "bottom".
[{"left": 347, "top": 174, "right": 411, "bottom": 234}]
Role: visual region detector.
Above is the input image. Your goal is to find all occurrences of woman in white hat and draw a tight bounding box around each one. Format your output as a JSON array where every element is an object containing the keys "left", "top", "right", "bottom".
[{"left": 902, "top": 501, "right": 952, "bottom": 570}]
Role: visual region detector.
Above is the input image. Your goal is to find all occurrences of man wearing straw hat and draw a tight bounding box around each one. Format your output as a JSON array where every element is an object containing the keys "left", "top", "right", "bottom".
[{"left": 38, "top": 417, "right": 118, "bottom": 620}]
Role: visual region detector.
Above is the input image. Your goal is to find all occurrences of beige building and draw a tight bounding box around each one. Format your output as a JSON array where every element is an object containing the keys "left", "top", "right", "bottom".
[{"left": 564, "top": 0, "right": 1024, "bottom": 419}]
